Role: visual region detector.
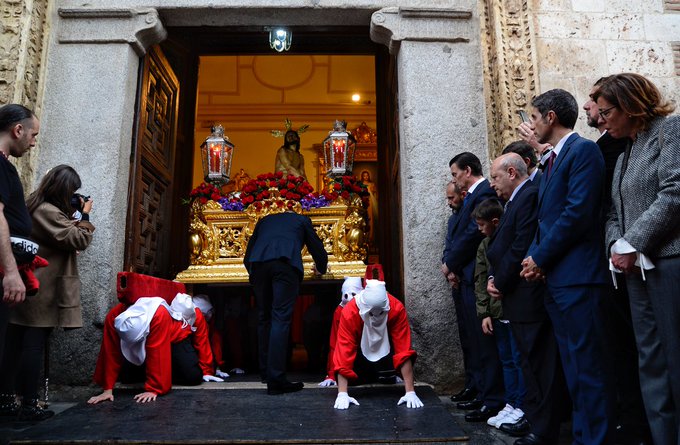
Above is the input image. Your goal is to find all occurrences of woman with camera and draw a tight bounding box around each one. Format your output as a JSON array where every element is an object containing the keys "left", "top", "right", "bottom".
[{"left": 0, "top": 165, "right": 94, "bottom": 421}]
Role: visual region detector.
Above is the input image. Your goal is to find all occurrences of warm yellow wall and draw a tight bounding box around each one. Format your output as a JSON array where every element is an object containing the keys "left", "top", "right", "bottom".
[{"left": 192, "top": 55, "right": 377, "bottom": 192}]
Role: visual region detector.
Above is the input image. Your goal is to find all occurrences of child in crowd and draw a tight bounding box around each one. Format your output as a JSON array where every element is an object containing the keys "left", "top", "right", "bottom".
[{"left": 472, "top": 198, "right": 526, "bottom": 429}]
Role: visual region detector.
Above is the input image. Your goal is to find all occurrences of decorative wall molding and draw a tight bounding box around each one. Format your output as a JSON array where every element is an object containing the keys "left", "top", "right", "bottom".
[
  {"left": 480, "top": 0, "right": 539, "bottom": 157},
  {"left": 370, "top": 6, "right": 473, "bottom": 54},
  {"left": 57, "top": 8, "right": 167, "bottom": 56},
  {"left": 673, "top": 42, "right": 680, "bottom": 76}
]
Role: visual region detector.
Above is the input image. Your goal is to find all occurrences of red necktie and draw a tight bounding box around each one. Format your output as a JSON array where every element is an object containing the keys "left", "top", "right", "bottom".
[{"left": 545, "top": 151, "right": 557, "bottom": 178}]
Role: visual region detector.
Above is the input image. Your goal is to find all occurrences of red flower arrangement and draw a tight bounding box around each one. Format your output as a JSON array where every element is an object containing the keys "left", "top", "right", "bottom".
[
  {"left": 188, "top": 182, "right": 223, "bottom": 204},
  {"left": 323, "top": 175, "right": 370, "bottom": 206},
  {"left": 238, "top": 172, "right": 315, "bottom": 210}
]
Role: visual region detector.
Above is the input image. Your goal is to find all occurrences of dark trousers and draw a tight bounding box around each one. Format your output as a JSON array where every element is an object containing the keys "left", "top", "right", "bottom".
[
  {"left": 546, "top": 284, "right": 614, "bottom": 445},
  {"left": 119, "top": 337, "right": 202, "bottom": 386},
  {"left": 626, "top": 257, "right": 680, "bottom": 445},
  {"left": 451, "top": 287, "right": 474, "bottom": 390},
  {"left": 0, "top": 298, "right": 9, "bottom": 370},
  {"left": 461, "top": 282, "right": 504, "bottom": 409},
  {"left": 352, "top": 352, "right": 396, "bottom": 386},
  {"left": 0, "top": 324, "right": 52, "bottom": 400},
  {"left": 251, "top": 260, "right": 300, "bottom": 385},
  {"left": 511, "top": 318, "right": 568, "bottom": 441}
]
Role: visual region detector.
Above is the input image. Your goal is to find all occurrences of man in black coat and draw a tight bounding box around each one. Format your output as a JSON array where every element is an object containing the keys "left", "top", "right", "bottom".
[
  {"left": 487, "top": 152, "right": 567, "bottom": 445},
  {"left": 244, "top": 210, "right": 328, "bottom": 395}
]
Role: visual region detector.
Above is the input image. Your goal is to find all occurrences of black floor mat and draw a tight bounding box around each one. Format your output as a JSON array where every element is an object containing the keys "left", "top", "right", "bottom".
[{"left": 7, "top": 386, "right": 467, "bottom": 444}]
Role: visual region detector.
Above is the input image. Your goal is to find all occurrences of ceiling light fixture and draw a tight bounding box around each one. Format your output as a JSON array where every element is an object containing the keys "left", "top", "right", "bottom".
[
  {"left": 351, "top": 94, "right": 361, "bottom": 103},
  {"left": 269, "top": 28, "right": 292, "bottom": 52}
]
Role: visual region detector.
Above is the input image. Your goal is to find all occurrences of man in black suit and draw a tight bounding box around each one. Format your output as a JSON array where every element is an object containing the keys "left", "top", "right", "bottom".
[
  {"left": 584, "top": 79, "right": 650, "bottom": 444},
  {"left": 443, "top": 152, "right": 504, "bottom": 422},
  {"left": 486, "top": 153, "right": 567, "bottom": 445},
  {"left": 244, "top": 210, "right": 328, "bottom": 395}
]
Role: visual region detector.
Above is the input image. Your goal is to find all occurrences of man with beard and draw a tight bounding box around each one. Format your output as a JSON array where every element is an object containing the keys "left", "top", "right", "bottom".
[{"left": 275, "top": 129, "right": 307, "bottom": 178}]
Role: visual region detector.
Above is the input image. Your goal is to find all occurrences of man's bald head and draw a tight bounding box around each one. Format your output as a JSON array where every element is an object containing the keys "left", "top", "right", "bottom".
[{"left": 490, "top": 153, "right": 528, "bottom": 201}]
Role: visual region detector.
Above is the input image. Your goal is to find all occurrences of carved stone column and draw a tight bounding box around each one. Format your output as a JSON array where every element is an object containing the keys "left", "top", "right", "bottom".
[
  {"left": 480, "top": 0, "right": 539, "bottom": 156},
  {"left": 370, "top": 6, "right": 487, "bottom": 388},
  {"left": 37, "top": 8, "right": 166, "bottom": 384},
  {"left": 0, "top": 0, "right": 50, "bottom": 183}
]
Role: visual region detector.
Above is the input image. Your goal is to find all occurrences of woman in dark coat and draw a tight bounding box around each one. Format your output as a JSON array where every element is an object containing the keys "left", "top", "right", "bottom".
[{"left": 0, "top": 165, "right": 94, "bottom": 420}]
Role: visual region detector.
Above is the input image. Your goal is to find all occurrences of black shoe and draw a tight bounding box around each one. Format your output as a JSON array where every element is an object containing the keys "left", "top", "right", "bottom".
[
  {"left": 465, "top": 405, "right": 499, "bottom": 422},
  {"left": 267, "top": 381, "right": 304, "bottom": 395},
  {"left": 17, "top": 400, "right": 54, "bottom": 422},
  {"left": 499, "top": 417, "right": 531, "bottom": 437},
  {"left": 457, "top": 399, "right": 483, "bottom": 410},
  {"left": 450, "top": 387, "right": 477, "bottom": 403},
  {"left": 514, "top": 433, "right": 548, "bottom": 445}
]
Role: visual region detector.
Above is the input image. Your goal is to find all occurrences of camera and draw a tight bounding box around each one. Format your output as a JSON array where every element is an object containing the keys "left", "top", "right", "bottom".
[{"left": 70, "top": 193, "right": 90, "bottom": 211}]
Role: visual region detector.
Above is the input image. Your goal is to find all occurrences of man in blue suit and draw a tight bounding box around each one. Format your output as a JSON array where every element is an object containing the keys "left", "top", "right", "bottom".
[
  {"left": 521, "top": 89, "right": 613, "bottom": 444},
  {"left": 244, "top": 210, "right": 328, "bottom": 395},
  {"left": 487, "top": 153, "right": 568, "bottom": 445},
  {"left": 443, "top": 152, "right": 504, "bottom": 422}
]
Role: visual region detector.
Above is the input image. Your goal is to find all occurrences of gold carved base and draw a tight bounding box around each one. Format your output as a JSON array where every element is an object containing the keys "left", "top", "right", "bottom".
[{"left": 175, "top": 194, "right": 369, "bottom": 283}]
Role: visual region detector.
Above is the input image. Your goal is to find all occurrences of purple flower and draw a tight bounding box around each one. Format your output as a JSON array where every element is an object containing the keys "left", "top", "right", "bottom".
[
  {"left": 219, "top": 197, "right": 244, "bottom": 212},
  {"left": 300, "top": 194, "right": 331, "bottom": 210}
]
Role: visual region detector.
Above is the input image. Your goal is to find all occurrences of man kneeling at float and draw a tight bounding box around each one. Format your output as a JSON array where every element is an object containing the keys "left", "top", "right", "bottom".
[{"left": 332, "top": 279, "right": 423, "bottom": 409}]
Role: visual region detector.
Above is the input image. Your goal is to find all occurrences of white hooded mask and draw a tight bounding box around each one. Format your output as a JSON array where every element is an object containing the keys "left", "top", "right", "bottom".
[
  {"left": 192, "top": 294, "right": 214, "bottom": 321},
  {"left": 340, "top": 277, "right": 363, "bottom": 307},
  {"left": 114, "top": 297, "right": 168, "bottom": 366},
  {"left": 355, "top": 279, "right": 390, "bottom": 362},
  {"left": 169, "top": 293, "right": 197, "bottom": 331}
]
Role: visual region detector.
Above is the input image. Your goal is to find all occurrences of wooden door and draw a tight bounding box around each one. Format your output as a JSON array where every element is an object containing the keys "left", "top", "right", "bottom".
[{"left": 124, "top": 45, "right": 180, "bottom": 278}]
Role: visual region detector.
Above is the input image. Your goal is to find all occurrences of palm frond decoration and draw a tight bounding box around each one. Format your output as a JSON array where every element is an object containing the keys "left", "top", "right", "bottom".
[{"left": 271, "top": 118, "right": 310, "bottom": 137}]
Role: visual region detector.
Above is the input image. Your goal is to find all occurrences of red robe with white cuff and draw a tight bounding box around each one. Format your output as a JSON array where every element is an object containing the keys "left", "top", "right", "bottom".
[
  {"left": 324, "top": 305, "right": 344, "bottom": 380},
  {"left": 332, "top": 293, "right": 417, "bottom": 382},
  {"left": 93, "top": 303, "right": 214, "bottom": 395}
]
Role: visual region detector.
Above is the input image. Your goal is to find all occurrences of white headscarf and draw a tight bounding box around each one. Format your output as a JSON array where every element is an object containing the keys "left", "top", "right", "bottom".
[
  {"left": 114, "top": 297, "right": 168, "bottom": 366},
  {"left": 192, "top": 294, "right": 214, "bottom": 321},
  {"left": 340, "top": 277, "right": 363, "bottom": 307},
  {"left": 169, "top": 293, "right": 197, "bottom": 331},
  {"left": 355, "top": 279, "right": 390, "bottom": 362}
]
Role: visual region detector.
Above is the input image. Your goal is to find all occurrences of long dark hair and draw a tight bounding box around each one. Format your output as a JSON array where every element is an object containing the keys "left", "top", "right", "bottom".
[{"left": 27, "top": 165, "right": 82, "bottom": 215}]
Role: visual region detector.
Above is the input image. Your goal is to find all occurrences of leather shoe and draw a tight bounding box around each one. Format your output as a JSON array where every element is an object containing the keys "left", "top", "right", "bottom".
[
  {"left": 514, "top": 433, "right": 548, "bottom": 445},
  {"left": 456, "top": 399, "right": 483, "bottom": 410},
  {"left": 499, "top": 417, "right": 531, "bottom": 437},
  {"left": 465, "top": 405, "right": 499, "bottom": 422},
  {"left": 450, "top": 387, "right": 477, "bottom": 402},
  {"left": 267, "top": 381, "right": 304, "bottom": 395}
]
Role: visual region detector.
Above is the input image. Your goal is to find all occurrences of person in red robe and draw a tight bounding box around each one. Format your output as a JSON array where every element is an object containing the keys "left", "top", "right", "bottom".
[
  {"left": 87, "top": 294, "right": 218, "bottom": 404},
  {"left": 318, "top": 277, "right": 364, "bottom": 387},
  {"left": 192, "top": 294, "right": 230, "bottom": 379},
  {"left": 332, "top": 280, "right": 423, "bottom": 409}
]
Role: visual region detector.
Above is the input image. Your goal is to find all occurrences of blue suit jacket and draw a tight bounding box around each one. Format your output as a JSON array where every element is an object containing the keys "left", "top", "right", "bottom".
[
  {"left": 487, "top": 180, "right": 546, "bottom": 322},
  {"left": 444, "top": 179, "right": 498, "bottom": 283},
  {"left": 243, "top": 211, "right": 328, "bottom": 279},
  {"left": 527, "top": 133, "right": 608, "bottom": 287}
]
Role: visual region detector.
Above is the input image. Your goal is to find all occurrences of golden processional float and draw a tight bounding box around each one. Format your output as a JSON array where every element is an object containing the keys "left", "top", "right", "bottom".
[{"left": 175, "top": 120, "right": 370, "bottom": 284}]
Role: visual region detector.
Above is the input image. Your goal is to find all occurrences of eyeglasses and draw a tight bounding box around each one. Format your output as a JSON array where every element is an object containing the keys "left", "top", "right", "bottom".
[{"left": 598, "top": 106, "right": 617, "bottom": 120}]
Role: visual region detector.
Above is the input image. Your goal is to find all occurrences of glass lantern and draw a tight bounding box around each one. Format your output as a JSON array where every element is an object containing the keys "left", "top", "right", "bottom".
[
  {"left": 200, "top": 124, "right": 235, "bottom": 186},
  {"left": 322, "top": 120, "right": 357, "bottom": 178}
]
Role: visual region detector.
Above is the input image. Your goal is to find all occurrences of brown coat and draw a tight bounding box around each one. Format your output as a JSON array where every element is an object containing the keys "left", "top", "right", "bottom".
[{"left": 11, "top": 203, "right": 94, "bottom": 328}]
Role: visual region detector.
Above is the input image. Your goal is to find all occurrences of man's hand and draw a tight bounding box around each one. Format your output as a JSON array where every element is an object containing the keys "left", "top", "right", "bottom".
[
  {"left": 517, "top": 122, "right": 552, "bottom": 156},
  {"left": 520, "top": 256, "right": 545, "bottom": 282},
  {"left": 203, "top": 374, "right": 224, "bottom": 382},
  {"left": 215, "top": 368, "right": 230, "bottom": 379},
  {"left": 2, "top": 270, "right": 25, "bottom": 306},
  {"left": 87, "top": 390, "right": 114, "bottom": 405},
  {"left": 487, "top": 278, "right": 502, "bottom": 299},
  {"left": 334, "top": 392, "right": 359, "bottom": 410},
  {"left": 311, "top": 263, "right": 322, "bottom": 276},
  {"left": 481, "top": 317, "right": 493, "bottom": 335},
  {"left": 133, "top": 391, "right": 157, "bottom": 403},
  {"left": 441, "top": 263, "right": 450, "bottom": 277},
  {"left": 397, "top": 391, "right": 424, "bottom": 408},
  {"left": 611, "top": 252, "right": 638, "bottom": 274},
  {"left": 447, "top": 272, "right": 460, "bottom": 290}
]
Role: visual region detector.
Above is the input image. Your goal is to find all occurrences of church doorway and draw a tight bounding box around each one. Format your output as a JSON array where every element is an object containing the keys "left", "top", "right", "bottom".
[{"left": 123, "top": 26, "right": 403, "bottom": 375}]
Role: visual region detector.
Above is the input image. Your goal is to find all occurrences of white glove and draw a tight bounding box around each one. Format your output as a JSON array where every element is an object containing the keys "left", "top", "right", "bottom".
[
  {"left": 396, "top": 376, "right": 404, "bottom": 383},
  {"left": 229, "top": 367, "right": 246, "bottom": 375},
  {"left": 215, "top": 368, "right": 230, "bottom": 379},
  {"left": 202, "top": 374, "right": 224, "bottom": 382},
  {"left": 397, "top": 391, "right": 424, "bottom": 408},
  {"left": 334, "top": 392, "right": 360, "bottom": 410},
  {"left": 318, "top": 378, "right": 337, "bottom": 387}
]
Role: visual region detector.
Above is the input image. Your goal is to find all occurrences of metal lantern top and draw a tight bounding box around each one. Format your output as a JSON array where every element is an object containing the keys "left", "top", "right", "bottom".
[
  {"left": 322, "top": 120, "right": 357, "bottom": 178},
  {"left": 269, "top": 28, "right": 292, "bottom": 52},
  {"left": 200, "top": 124, "right": 235, "bottom": 186}
]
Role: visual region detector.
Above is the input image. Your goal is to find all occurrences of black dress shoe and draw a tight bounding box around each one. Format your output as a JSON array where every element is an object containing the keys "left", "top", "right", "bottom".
[
  {"left": 267, "top": 381, "right": 304, "bottom": 395},
  {"left": 499, "top": 417, "right": 531, "bottom": 437},
  {"left": 450, "top": 387, "right": 477, "bottom": 402},
  {"left": 465, "top": 405, "right": 499, "bottom": 422},
  {"left": 456, "top": 399, "right": 483, "bottom": 410},
  {"left": 514, "top": 433, "right": 547, "bottom": 445}
]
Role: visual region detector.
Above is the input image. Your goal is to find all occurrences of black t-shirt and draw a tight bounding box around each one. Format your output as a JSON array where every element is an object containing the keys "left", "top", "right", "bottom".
[{"left": 0, "top": 156, "right": 32, "bottom": 237}]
